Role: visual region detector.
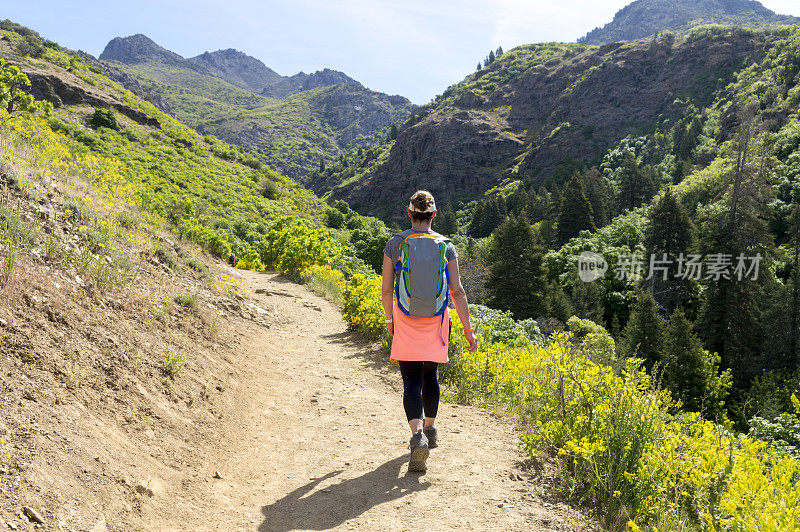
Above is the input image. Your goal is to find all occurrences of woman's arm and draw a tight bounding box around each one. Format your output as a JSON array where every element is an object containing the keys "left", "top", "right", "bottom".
[
  {"left": 381, "top": 253, "right": 395, "bottom": 336},
  {"left": 447, "top": 258, "right": 478, "bottom": 351}
]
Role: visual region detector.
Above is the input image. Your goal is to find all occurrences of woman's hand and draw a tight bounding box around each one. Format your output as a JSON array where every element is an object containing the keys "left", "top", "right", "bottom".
[
  {"left": 465, "top": 329, "right": 478, "bottom": 351},
  {"left": 386, "top": 318, "right": 394, "bottom": 336}
]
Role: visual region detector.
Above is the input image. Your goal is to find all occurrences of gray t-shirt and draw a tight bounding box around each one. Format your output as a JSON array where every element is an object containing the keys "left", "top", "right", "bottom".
[{"left": 383, "top": 229, "right": 458, "bottom": 267}]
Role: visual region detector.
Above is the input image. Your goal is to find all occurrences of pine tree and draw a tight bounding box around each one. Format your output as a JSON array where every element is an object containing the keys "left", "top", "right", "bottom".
[
  {"left": 676, "top": 116, "right": 703, "bottom": 161},
  {"left": 698, "top": 106, "right": 775, "bottom": 388},
  {"left": 496, "top": 194, "right": 508, "bottom": 218},
  {"left": 616, "top": 152, "right": 656, "bottom": 213},
  {"left": 469, "top": 202, "right": 485, "bottom": 237},
  {"left": 480, "top": 197, "right": 504, "bottom": 236},
  {"left": 671, "top": 121, "right": 686, "bottom": 158},
  {"left": 792, "top": 207, "right": 800, "bottom": 370},
  {"left": 644, "top": 189, "right": 696, "bottom": 314},
  {"left": 389, "top": 123, "right": 398, "bottom": 140},
  {"left": 436, "top": 203, "right": 457, "bottom": 235},
  {"left": 671, "top": 159, "right": 687, "bottom": 185},
  {"left": 507, "top": 186, "right": 530, "bottom": 216},
  {"left": 319, "top": 157, "right": 325, "bottom": 173},
  {"left": 662, "top": 308, "right": 731, "bottom": 419},
  {"left": 546, "top": 282, "right": 574, "bottom": 324},
  {"left": 477, "top": 62, "right": 482, "bottom": 71},
  {"left": 538, "top": 185, "right": 562, "bottom": 247},
  {"left": 459, "top": 236, "right": 489, "bottom": 303},
  {"left": 489, "top": 50, "right": 496, "bottom": 63},
  {"left": 548, "top": 184, "right": 563, "bottom": 218},
  {"left": 557, "top": 175, "right": 596, "bottom": 245},
  {"left": 580, "top": 167, "right": 611, "bottom": 228},
  {"left": 486, "top": 215, "right": 548, "bottom": 319},
  {"left": 496, "top": 46, "right": 504, "bottom": 57},
  {"left": 570, "top": 273, "right": 604, "bottom": 324},
  {"left": 620, "top": 290, "right": 664, "bottom": 370}
]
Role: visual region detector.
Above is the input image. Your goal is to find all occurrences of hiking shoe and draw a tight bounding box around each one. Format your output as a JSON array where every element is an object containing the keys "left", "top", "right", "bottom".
[
  {"left": 423, "top": 425, "right": 438, "bottom": 448},
  {"left": 408, "top": 431, "right": 429, "bottom": 472}
]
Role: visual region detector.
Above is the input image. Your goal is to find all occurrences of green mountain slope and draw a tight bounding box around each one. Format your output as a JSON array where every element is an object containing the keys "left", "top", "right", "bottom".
[
  {"left": 98, "top": 35, "right": 414, "bottom": 180},
  {"left": 316, "top": 29, "right": 775, "bottom": 218},
  {"left": 579, "top": 0, "right": 800, "bottom": 45},
  {"left": 0, "top": 22, "right": 330, "bottom": 259}
]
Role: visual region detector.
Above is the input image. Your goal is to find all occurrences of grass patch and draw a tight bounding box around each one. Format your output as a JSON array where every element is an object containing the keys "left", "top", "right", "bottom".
[
  {"left": 184, "top": 256, "right": 209, "bottom": 277},
  {"left": 173, "top": 292, "right": 198, "bottom": 310},
  {"left": 162, "top": 348, "right": 185, "bottom": 378}
]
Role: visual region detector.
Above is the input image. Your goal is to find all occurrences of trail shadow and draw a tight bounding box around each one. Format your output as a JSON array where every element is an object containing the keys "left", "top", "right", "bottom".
[
  {"left": 258, "top": 455, "right": 428, "bottom": 531},
  {"left": 323, "top": 330, "right": 394, "bottom": 373},
  {"left": 254, "top": 270, "right": 295, "bottom": 285}
]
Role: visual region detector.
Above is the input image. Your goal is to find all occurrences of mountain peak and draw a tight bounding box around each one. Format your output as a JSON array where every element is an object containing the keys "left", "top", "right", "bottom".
[
  {"left": 188, "top": 48, "right": 282, "bottom": 91},
  {"left": 99, "top": 34, "right": 183, "bottom": 64},
  {"left": 262, "top": 68, "right": 360, "bottom": 98},
  {"left": 302, "top": 68, "right": 360, "bottom": 90},
  {"left": 579, "top": 0, "right": 800, "bottom": 45}
]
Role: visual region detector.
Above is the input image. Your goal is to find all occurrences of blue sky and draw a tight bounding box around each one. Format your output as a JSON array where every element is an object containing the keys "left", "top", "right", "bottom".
[{"left": 5, "top": 1, "right": 800, "bottom": 103}]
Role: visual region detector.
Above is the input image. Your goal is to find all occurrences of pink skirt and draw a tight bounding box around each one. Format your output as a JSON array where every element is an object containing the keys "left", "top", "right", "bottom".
[{"left": 390, "top": 304, "right": 450, "bottom": 363}]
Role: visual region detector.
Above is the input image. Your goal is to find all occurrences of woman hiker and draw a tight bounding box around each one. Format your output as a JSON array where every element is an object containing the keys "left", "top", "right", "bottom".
[{"left": 381, "top": 190, "right": 478, "bottom": 472}]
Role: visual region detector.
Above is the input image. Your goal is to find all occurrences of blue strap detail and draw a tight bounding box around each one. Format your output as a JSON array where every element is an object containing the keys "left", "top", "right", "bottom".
[{"left": 395, "top": 280, "right": 410, "bottom": 316}]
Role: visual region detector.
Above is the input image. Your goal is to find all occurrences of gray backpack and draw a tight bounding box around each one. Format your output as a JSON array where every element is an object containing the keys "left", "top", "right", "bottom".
[{"left": 393, "top": 232, "right": 450, "bottom": 318}]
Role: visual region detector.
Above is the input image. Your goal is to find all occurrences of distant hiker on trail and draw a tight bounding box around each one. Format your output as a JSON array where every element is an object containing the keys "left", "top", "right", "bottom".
[{"left": 381, "top": 190, "right": 478, "bottom": 472}]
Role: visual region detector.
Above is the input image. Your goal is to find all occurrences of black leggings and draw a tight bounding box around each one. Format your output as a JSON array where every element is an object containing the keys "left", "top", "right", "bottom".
[{"left": 398, "top": 361, "right": 440, "bottom": 421}]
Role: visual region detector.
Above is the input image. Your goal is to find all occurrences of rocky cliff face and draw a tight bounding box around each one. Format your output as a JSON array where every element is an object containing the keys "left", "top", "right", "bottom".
[
  {"left": 73, "top": 50, "right": 172, "bottom": 114},
  {"left": 188, "top": 48, "right": 282, "bottom": 92},
  {"left": 580, "top": 0, "right": 799, "bottom": 45},
  {"left": 326, "top": 33, "right": 771, "bottom": 217},
  {"left": 311, "top": 83, "right": 411, "bottom": 146}
]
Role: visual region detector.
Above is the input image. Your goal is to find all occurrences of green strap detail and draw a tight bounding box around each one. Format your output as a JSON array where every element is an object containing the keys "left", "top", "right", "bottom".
[
  {"left": 436, "top": 241, "right": 446, "bottom": 295},
  {"left": 401, "top": 241, "right": 411, "bottom": 294}
]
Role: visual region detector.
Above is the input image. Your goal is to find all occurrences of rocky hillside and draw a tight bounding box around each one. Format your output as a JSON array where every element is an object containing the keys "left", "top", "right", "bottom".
[
  {"left": 579, "top": 0, "right": 799, "bottom": 45},
  {"left": 261, "top": 67, "right": 358, "bottom": 99},
  {"left": 98, "top": 34, "right": 414, "bottom": 179},
  {"left": 188, "top": 48, "right": 283, "bottom": 92},
  {"left": 314, "top": 29, "right": 776, "bottom": 218}
]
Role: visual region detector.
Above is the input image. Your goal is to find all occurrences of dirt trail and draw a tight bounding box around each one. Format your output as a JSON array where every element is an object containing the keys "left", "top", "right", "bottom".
[{"left": 137, "top": 271, "right": 594, "bottom": 531}]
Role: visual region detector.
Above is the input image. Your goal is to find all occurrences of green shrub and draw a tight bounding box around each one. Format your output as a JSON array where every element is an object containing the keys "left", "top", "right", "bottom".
[
  {"left": 325, "top": 207, "right": 345, "bottom": 229},
  {"left": 116, "top": 210, "right": 141, "bottom": 229},
  {"left": 262, "top": 179, "right": 280, "bottom": 199},
  {"left": 566, "top": 316, "right": 617, "bottom": 366},
  {"left": 153, "top": 246, "right": 179, "bottom": 270},
  {"left": 89, "top": 108, "right": 119, "bottom": 130},
  {"left": 257, "top": 215, "right": 340, "bottom": 277},
  {"left": 469, "top": 304, "right": 543, "bottom": 346},
  {"left": 235, "top": 248, "right": 264, "bottom": 271},
  {"left": 749, "top": 406, "right": 800, "bottom": 458},
  {"left": 342, "top": 273, "right": 387, "bottom": 342}
]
